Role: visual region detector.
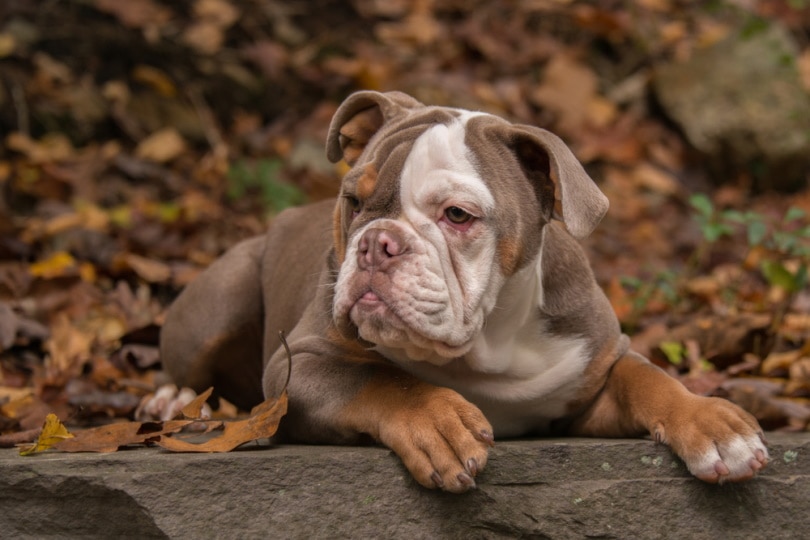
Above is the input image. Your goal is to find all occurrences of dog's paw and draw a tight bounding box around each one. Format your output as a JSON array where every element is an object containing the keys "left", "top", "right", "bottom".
[
  {"left": 657, "top": 396, "right": 768, "bottom": 483},
  {"left": 135, "top": 384, "right": 212, "bottom": 422},
  {"left": 378, "top": 387, "right": 494, "bottom": 493}
]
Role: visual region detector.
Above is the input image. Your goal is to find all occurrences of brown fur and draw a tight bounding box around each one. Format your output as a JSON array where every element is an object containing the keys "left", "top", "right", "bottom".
[{"left": 161, "top": 91, "right": 767, "bottom": 491}]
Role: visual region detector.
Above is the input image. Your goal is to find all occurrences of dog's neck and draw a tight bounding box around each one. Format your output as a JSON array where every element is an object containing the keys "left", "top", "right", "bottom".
[{"left": 378, "top": 229, "right": 549, "bottom": 375}]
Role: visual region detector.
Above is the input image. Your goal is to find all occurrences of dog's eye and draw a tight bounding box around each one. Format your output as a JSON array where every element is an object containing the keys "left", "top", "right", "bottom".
[
  {"left": 344, "top": 195, "right": 361, "bottom": 218},
  {"left": 444, "top": 206, "right": 473, "bottom": 225}
]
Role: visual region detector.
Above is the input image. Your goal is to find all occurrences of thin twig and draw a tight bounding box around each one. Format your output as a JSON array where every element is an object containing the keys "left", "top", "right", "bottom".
[{"left": 278, "top": 330, "right": 293, "bottom": 392}]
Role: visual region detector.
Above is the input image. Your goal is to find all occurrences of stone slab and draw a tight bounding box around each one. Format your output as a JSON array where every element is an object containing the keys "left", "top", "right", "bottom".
[{"left": 2, "top": 434, "right": 809, "bottom": 539}]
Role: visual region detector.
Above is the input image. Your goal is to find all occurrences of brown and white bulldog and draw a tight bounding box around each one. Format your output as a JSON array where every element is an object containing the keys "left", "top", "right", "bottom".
[{"left": 160, "top": 90, "right": 768, "bottom": 493}]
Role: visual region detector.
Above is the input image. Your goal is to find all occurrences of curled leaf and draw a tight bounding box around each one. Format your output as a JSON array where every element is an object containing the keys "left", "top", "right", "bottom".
[
  {"left": 155, "top": 394, "right": 287, "bottom": 453},
  {"left": 19, "top": 413, "right": 74, "bottom": 456},
  {"left": 180, "top": 387, "right": 214, "bottom": 419}
]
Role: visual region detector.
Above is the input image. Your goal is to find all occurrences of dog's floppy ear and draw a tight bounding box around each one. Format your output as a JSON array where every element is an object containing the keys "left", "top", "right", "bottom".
[
  {"left": 508, "top": 125, "right": 608, "bottom": 239},
  {"left": 327, "top": 91, "right": 423, "bottom": 166}
]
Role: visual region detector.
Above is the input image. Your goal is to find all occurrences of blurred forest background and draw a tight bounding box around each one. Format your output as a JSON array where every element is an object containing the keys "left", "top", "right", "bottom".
[{"left": 1, "top": 0, "right": 809, "bottom": 443}]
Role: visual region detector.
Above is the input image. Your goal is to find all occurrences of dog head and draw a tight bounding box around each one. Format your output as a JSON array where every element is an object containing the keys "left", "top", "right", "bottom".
[{"left": 326, "top": 91, "right": 608, "bottom": 363}]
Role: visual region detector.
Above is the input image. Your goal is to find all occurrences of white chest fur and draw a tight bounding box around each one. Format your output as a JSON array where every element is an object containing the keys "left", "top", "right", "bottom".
[{"left": 381, "top": 261, "right": 591, "bottom": 437}]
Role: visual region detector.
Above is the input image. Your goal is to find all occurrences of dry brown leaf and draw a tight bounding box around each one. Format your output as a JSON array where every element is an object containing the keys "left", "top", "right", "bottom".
[
  {"left": 54, "top": 419, "right": 193, "bottom": 453},
  {"left": 660, "top": 314, "right": 772, "bottom": 369},
  {"left": 134, "top": 127, "right": 186, "bottom": 163},
  {"left": 94, "top": 0, "right": 172, "bottom": 29},
  {"left": 180, "top": 387, "right": 214, "bottom": 419},
  {"left": 0, "top": 303, "right": 49, "bottom": 350},
  {"left": 0, "top": 428, "right": 41, "bottom": 449},
  {"left": 530, "top": 54, "right": 599, "bottom": 136},
  {"left": 121, "top": 253, "right": 172, "bottom": 283},
  {"left": 761, "top": 350, "right": 801, "bottom": 378},
  {"left": 44, "top": 313, "right": 95, "bottom": 379},
  {"left": 156, "top": 392, "right": 287, "bottom": 453},
  {"left": 183, "top": 21, "right": 225, "bottom": 55},
  {"left": 194, "top": 0, "right": 240, "bottom": 28}
]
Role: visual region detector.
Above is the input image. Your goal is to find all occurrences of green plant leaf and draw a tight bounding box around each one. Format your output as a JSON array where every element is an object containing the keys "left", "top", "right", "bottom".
[
  {"left": 784, "top": 206, "right": 806, "bottom": 223},
  {"left": 702, "top": 222, "right": 733, "bottom": 243},
  {"left": 746, "top": 220, "right": 768, "bottom": 246},
  {"left": 659, "top": 341, "right": 686, "bottom": 366},
  {"left": 761, "top": 260, "right": 801, "bottom": 292},
  {"left": 721, "top": 210, "right": 746, "bottom": 223},
  {"left": 689, "top": 193, "right": 713, "bottom": 219}
]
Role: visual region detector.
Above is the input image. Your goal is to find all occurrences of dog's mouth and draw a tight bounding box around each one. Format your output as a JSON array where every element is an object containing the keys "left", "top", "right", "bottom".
[
  {"left": 347, "top": 286, "right": 408, "bottom": 331},
  {"left": 339, "top": 285, "right": 472, "bottom": 362}
]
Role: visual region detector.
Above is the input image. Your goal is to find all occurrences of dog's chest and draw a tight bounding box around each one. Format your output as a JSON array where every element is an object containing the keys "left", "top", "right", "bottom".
[{"left": 383, "top": 322, "right": 591, "bottom": 437}]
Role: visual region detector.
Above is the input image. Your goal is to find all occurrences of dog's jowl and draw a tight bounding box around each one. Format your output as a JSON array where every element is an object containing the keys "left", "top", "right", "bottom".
[{"left": 160, "top": 91, "right": 768, "bottom": 493}]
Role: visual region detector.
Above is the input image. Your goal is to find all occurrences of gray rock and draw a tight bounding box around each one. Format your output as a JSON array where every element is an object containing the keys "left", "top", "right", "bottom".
[
  {"left": 653, "top": 23, "right": 810, "bottom": 191},
  {"left": 1, "top": 434, "right": 809, "bottom": 539}
]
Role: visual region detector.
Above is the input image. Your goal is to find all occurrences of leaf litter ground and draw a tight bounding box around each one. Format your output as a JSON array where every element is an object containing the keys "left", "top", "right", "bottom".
[{"left": 1, "top": 1, "right": 809, "bottom": 453}]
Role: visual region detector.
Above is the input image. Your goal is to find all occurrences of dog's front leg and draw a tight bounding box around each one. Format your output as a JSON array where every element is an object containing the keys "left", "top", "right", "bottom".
[
  {"left": 264, "top": 339, "right": 493, "bottom": 493},
  {"left": 570, "top": 352, "right": 768, "bottom": 483}
]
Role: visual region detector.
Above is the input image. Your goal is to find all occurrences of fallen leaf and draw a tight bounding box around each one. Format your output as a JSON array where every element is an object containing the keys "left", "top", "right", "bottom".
[
  {"left": 0, "top": 303, "right": 49, "bottom": 350},
  {"left": 54, "top": 419, "right": 194, "bottom": 452},
  {"left": 180, "top": 387, "right": 214, "bottom": 419},
  {"left": 28, "top": 252, "right": 78, "bottom": 279},
  {"left": 0, "top": 428, "right": 41, "bottom": 449},
  {"left": 0, "top": 386, "right": 34, "bottom": 403},
  {"left": 132, "top": 65, "right": 177, "bottom": 97},
  {"left": 119, "top": 253, "right": 172, "bottom": 283},
  {"left": 656, "top": 314, "right": 772, "bottom": 370},
  {"left": 43, "top": 313, "right": 95, "bottom": 380},
  {"left": 134, "top": 127, "right": 186, "bottom": 163},
  {"left": 183, "top": 21, "right": 225, "bottom": 55},
  {"left": 155, "top": 392, "right": 287, "bottom": 452},
  {"left": 530, "top": 54, "right": 600, "bottom": 136},
  {"left": 156, "top": 333, "right": 290, "bottom": 452},
  {"left": 94, "top": 0, "right": 172, "bottom": 30},
  {"left": 19, "top": 413, "right": 74, "bottom": 455},
  {"left": 761, "top": 350, "right": 801, "bottom": 378}
]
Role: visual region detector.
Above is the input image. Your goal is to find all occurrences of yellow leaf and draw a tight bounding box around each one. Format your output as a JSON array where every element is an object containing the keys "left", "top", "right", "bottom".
[
  {"left": 29, "top": 252, "right": 77, "bottom": 279},
  {"left": 19, "top": 413, "right": 74, "bottom": 456},
  {"left": 79, "top": 262, "right": 97, "bottom": 283},
  {"left": 132, "top": 65, "right": 177, "bottom": 97}
]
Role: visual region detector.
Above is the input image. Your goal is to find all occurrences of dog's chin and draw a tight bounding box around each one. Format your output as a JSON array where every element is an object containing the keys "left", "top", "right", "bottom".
[{"left": 345, "top": 294, "right": 473, "bottom": 364}]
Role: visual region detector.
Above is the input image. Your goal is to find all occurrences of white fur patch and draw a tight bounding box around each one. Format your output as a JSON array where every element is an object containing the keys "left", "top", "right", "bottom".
[
  {"left": 336, "top": 113, "right": 591, "bottom": 436},
  {"left": 385, "top": 261, "right": 591, "bottom": 437},
  {"left": 334, "top": 115, "right": 503, "bottom": 361},
  {"left": 686, "top": 434, "right": 769, "bottom": 481}
]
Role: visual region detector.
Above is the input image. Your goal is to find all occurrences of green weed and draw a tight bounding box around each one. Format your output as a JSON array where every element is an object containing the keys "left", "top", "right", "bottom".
[{"left": 227, "top": 159, "right": 306, "bottom": 214}]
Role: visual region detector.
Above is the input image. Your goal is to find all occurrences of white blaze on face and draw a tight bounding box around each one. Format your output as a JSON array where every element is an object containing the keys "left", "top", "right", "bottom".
[
  {"left": 398, "top": 115, "right": 501, "bottom": 324},
  {"left": 333, "top": 114, "right": 505, "bottom": 364}
]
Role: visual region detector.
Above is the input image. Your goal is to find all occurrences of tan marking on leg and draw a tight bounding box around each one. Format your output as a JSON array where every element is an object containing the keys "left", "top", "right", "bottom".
[{"left": 339, "top": 370, "right": 493, "bottom": 493}]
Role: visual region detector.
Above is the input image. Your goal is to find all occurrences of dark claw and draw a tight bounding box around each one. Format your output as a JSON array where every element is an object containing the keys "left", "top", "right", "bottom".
[
  {"left": 457, "top": 472, "right": 477, "bottom": 489},
  {"left": 466, "top": 457, "right": 479, "bottom": 476},
  {"left": 431, "top": 471, "right": 444, "bottom": 489}
]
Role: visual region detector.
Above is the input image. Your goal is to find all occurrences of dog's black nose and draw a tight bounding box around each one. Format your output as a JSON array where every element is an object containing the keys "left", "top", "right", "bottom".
[{"left": 357, "top": 228, "right": 406, "bottom": 269}]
